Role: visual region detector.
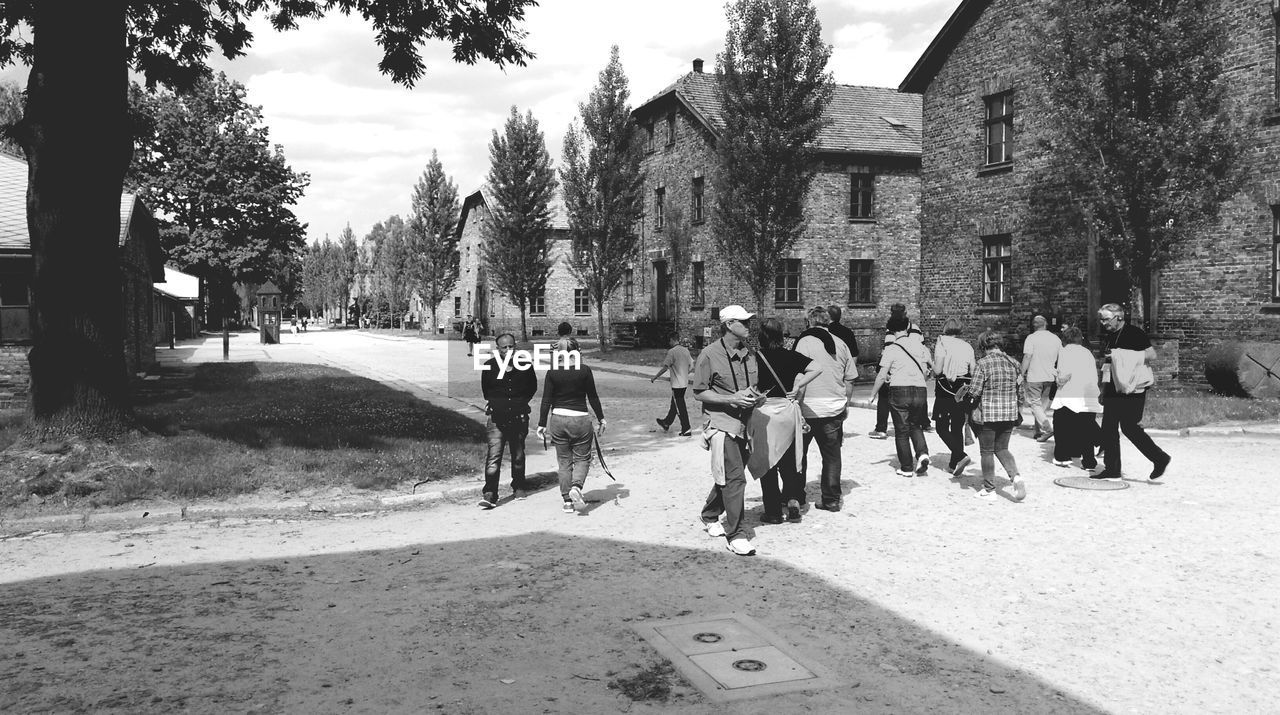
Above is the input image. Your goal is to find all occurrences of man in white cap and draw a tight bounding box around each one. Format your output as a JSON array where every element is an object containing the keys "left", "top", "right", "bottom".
[{"left": 691, "top": 305, "right": 765, "bottom": 556}]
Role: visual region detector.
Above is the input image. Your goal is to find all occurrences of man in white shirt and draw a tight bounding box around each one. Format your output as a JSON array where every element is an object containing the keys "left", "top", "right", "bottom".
[
  {"left": 651, "top": 336, "right": 693, "bottom": 435},
  {"left": 795, "top": 306, "right": 858, "bottom": 512},
  {"left": 1021, "top": 315, "right": 1063, "bottom": 441}
]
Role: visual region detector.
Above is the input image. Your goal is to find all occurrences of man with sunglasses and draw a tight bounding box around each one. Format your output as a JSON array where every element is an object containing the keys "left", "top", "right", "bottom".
[
  {"left": 692, "top": 305, "right": 765, "bottom": 556},
  {"left": 1093, "top": 304, "right": 1171, "bottom": 481}
]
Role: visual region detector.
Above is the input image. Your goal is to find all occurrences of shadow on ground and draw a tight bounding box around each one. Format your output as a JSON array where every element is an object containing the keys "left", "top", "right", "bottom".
[{"left": 0, "top": 533, "right": 1102, "bottom": 714}]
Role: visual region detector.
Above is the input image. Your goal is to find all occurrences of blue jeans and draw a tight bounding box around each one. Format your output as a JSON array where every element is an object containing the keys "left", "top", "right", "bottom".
[
  {"left": 548, "top": 414, "right": 593, "bottom": 499},
  {"left": 802, "top": 411, "right": 845, "bottom": 507},
  {"left": 887, "top": 386, "right": 929, "bottom": 470},
  {"left": 484, "top": 415, "right": 528, "bottom": 496},
  {"left": 977, "top": 421, "right": 1019, "bottom": 491}
]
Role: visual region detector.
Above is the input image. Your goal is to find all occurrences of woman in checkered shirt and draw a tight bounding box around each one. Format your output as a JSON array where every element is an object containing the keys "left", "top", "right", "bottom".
[{"left": 961, "top": 330, "right": 1027, "bottom": 501}]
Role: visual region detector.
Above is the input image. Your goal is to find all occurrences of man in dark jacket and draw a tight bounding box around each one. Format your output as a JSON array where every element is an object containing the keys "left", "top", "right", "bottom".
[
  {"left": 479, "top": 333, "right": 538, "bottom": 508},
  {"left": 826, "top": 305, "right": 860, "bottom": 359}
]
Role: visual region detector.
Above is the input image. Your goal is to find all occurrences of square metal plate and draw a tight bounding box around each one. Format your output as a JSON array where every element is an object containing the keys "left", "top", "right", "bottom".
[{"left": 632, "top": 612, "right": 840, "bottom": 703}]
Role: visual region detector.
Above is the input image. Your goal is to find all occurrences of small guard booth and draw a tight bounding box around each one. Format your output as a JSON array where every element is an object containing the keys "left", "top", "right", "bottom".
[{"left": 257, "top": 282, "right": 282, "bottom": 344}]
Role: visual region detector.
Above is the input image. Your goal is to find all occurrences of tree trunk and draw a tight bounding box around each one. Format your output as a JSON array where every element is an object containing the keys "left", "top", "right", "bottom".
[
  {"left": 20, "top": 1, "right": 134, "bottom": 438},
  {"left": 596, "top": 305, "right": 608, "bottom": 352},
  {"left": 519, "top": 300, "right": 529, "bottom": 343}
]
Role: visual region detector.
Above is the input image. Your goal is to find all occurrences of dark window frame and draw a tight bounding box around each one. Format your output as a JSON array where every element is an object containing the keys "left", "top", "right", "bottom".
[
  {"left": 984, "top": 92, "right": 1014, "bottom": 166},
  {"left": 982, "top": 234, "right": 1012, "bottom": 305},
  {"left": 850, "top": 173, "right": 875, "bottom": 220},
  {"left": 646, "top": 122, "right": 655, "bottom": 153},
  {"left": 573, "top": 288, "right": 590, "bottom": 315},
  {"left": 665, "top": 113, "right": 676, "bottom": 146},
  {"left": 847, "top": 259, "right": 875, "bottom": 305},
  {"left": 774, "top": 258, "right": 802, "bottom": 307},
  {"left": 453, "top": 296, "right": 462, "bottom": 317},
  {"left": 529, "top": 289, "right": 546, "bottom": 316},
  {"left": 1273, "top": 206, "right": 1280, "bottom": 301},
  {"left": 654, "top": 188, "right": 665, "bottom": 231},
  {"left": 691, "top": 261, "right": 705, "bottom": 309},
  {"left": 623, "top": 268, "right": 635, "bottom": 308},
  {"left": 691, "top": 177, "right": 705, "bottom": 224}
]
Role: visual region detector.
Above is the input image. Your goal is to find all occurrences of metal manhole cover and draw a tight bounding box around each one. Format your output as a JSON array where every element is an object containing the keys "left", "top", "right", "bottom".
[
  {"left": 733, "top": 659, "right": 767, "bottom": 672},
  {"left": 694, "top": 632, "right": 723, "bottom": 644},
  {"left": 1055, "top": 476, "right": 1130, "bottom": 490}
]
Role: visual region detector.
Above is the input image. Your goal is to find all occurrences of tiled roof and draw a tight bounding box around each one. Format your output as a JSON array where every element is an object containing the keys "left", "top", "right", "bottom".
[
  {"left": 154, "top": 265, "right": 200, "bottom": 301},
  {"left": 459, "top": 186, "right": 570, "bottom": 238},
  {"left": 0, "top": 152, "right": 146, "bottom": 251},
  {"left": 636, "top": 72, "right": 923, "bottom": 157}
]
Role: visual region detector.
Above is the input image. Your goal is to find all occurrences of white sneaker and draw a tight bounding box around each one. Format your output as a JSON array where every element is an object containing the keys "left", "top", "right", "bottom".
[
  {"left": 726, "top": 537, "right": 756, "bottom": 556},
  {"left": 915, "top": 454, "right": 930, "bottom": 475},
  {"left": 702, "top": 520, "right": 726, "bottom": 538},
  {"left": 895, "top": 469, "right": 914, "bottom": 478},
  {"left": 951, "top": 456, "right": 973, "bottom": 476},
  {"left": 1010, "top": 477, "right": 1027, "bottom": 502},
  {"left": 569, "top": 486, "right": 586, "bottom": 513},
  {"left": 1053, "top": 460, "right": 1071, "bottom": 468},
  {"left": 974, "top": 488, "right": 996, "bottom": 500}
]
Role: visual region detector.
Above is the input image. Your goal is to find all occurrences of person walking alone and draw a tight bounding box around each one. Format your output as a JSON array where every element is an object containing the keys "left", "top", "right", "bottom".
[
  {"left": 652, "top": 336, "right": 694, "bottom": 436},
  {"left": 959, "top": 330, "right": 1027, "bottom": 501},
  {"left": 478, "top": 333, "right": 538, "bottom": 509},
  {"left": 537, "top": 338, "right": 606, "bottom": 514},
  {"left": 1093, "top": 304, "right": 1171, "bottom": 481}
]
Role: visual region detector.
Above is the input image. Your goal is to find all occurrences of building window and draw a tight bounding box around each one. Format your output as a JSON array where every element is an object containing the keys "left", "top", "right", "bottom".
[
  {"left": 529, "top": 288, "right": 546, "bottom": 315},
  {"left": 574, "top": 289, "right": 590, "bottom": 314},
  {"left": 691, "top": 177, "right": 705, "bottom": 223},
  {"left": 850, "top": 173, "right": 875, "bottom": 219},
  {"left": 666, "top": 113, "right": 676, "bottom": 146},
  {"left": 848, "top": 259, "right": 874, "bottom": 304},
  {"left": 0, "top": 272, "right": 32, "bottom": 342},
  {"left": 488, "top": 289, "right": 495, "bottom": 317},
  {"left": 646, "top": 122, "right": 655, "bottom": 153},
  {"left": 623, "top": 268, "right": 635, "bottom": 308},
  {"left": 654, "top": 188, "right": 665, "bottom": 231},
  {"left": 775, "top": 258, "right": 802, "bottom": 306},
  {"left": 1273, "top": 206, "right": 1280, "bottom": 301},
  {"left": 982, "top": 234, "right": 1012, "bottom": 304},
  {"left": 984, "top": 92, "right": 1014, "bottom": 165},
  {"left": 453, "top": 296, "right": 461, "bottom": 317},
  {"left": 691, "top": 261, "right": 705, "bottom": 308}
]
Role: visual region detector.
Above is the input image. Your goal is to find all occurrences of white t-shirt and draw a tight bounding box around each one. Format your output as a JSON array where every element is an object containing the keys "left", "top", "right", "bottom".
[
  {"left": 795, "top": 330, "right": 856, "bottom": 418},
  {"left": 1023, "top": 329, "right": 1063, "bottom": 383}
]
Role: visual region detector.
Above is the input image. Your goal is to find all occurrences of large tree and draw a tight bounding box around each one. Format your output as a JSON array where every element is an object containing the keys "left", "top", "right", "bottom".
[
  {"left": 560, "top": 46, "right": 645, "bottom": 350},
  {"left": 712, "top": 0, "right": 833, "bottom": 312},
  {"left": 481, "top": 106, "right": 557, "bottom": 342},
  {"left": 128, "top": 73, "right": 309, "bottom": 329},
  {"left": 366, "top": 215, "right": 411, "bottom": 328},
  {"left": 0, "top": 1, "right": 534, "bottom": 438},
  {"left": 0, "top": 79, "right": 21, "bottom": 155},
  {"left": 1030, "top": 0, "right": 1245, "bottom": 330},
  {"left": 405, "top": 150, "right": 460, "bottom": 335}
]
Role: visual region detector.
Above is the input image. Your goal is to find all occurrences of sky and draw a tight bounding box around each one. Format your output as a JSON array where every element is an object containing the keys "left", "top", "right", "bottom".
[{"left": 1, "top": 0, "right": 957, "bottom": 245}]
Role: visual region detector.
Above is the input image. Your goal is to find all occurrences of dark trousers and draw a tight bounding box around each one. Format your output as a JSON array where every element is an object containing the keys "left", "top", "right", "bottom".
[
  {"left": 760, "top": 444, "right": 803, "bottom": 516},
  {"left": 802, "top": 412, "right": 845, "bottom": 507},
  {"left": 661, "top": 387, "right": 691, "bottom": 432},
  {"left": 1053, "top": 407, "right": 1099, "bottom": 468},
  {"left": 888, "top": 386, "right": 929, "bottom": 470},
  {"left": 932, "top": 389, "right": 968, "bottom": 468},
  {"left": 1101, "top": 391, "right": 1167, "bottom": 475},
  {"left": 874, "top": 384, "right": 890, "bottom": 432},
  {"left": 483, "top": 415, "right": 528, "bottom": 496},
  {"left": 702, "top": 435, "right": 750, "bottom": 540}
]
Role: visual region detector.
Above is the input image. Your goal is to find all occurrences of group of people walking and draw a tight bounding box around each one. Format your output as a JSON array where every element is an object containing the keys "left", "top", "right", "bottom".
[{"left": 475, "top": 299, "right": 1171, "bottom": 558}]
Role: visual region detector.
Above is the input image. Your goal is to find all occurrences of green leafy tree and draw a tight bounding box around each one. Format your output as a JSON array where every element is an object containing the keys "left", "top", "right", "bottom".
[
  {"left": 0, "top": 80, "right": 21, "bottom": 155},
  {"left": 1030, "top": 0, "right": 1246, "bottom": 330},
  {"left": 128, "top": 73, "right": 309, "bottom": 331},
  {"left": 366, "top": 215, "right": 412, "bottom": 328},
  {"left": 561, "top": 46, "right": 646, "bottom": 349},
  {"left": 337, "top": 224, "right": 359, "bottom": 323},
  {"left": 405, "top": 150, "right": 460, "bottom": 334},
  {"left": 0, "top": 1, "right": 534, "bottom": 437},
  {"left": 481, "top": 106, "right": 557, "bottom": 342},
  {"left": 712, "top": 0, "right": 833, "bottom": 312}
]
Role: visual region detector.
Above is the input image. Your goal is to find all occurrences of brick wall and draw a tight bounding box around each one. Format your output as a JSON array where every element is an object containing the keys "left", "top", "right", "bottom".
[
  {"left": 917, "top": 0, "right": 1280, "bottom": 382},
  {"left": 0, "top": 345, "right": 29, "bottom": 409},
  {"left": 613, "top": 90, "right": 922, "bottom": 343}
]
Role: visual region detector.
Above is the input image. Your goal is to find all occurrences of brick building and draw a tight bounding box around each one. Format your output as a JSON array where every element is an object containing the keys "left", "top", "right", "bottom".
[
  {"left": 900, "top": 0, "right": 1280, "bottom": 383},
  {"left": 618, "top": 59, "right": 923, "bottom": 348},
  {"left": 0, "top": 152, "right": 165, "bottom": 408},
  {"left": 428, "top": 188, "right": 596, "bottom": 339}
]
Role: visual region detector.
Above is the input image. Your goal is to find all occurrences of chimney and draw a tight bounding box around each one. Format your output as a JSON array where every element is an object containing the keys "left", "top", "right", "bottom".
[{"left": 692, "top": 58, "right": 704, "bottom": 73}]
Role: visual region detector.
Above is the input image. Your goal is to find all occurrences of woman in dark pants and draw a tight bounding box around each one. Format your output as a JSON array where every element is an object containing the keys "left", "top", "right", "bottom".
[
  {"left": 932, "top": 318, "right": 976, "bottom": 475},
  {"left": 536, "top": 338, "right": 606, "bottom": 514},
  {"left": 752, "top": 318, "right": 821, "bottom": 524},
  {"left": 960, "top": 330, "right": 1026, "bottom": 501},
  {"left": 1050, "top": 326, "right": 1102, "bottom": 470}
]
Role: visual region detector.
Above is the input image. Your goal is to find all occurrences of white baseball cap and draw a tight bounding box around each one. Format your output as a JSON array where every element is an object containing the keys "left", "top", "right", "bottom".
[{"left": 720, "top": 305, "right": 754, "bottom": 322}]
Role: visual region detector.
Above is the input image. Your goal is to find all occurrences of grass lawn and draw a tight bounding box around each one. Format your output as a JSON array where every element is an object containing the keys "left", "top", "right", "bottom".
[
  {"left": 1140, "top": 388, "right": 1280, "bottom": 430},
  {"left": 0, "top": 362, "right": 485, "bottom": 512},
  {"left": 588, "top": 347, "right": 699, "bottom": 369}
]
